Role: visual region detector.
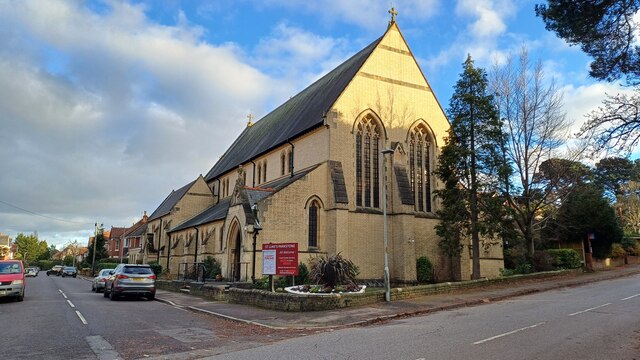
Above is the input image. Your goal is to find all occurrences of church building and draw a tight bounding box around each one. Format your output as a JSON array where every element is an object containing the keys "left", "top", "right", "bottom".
[{"left": 142, "top": 13, "right": 504, "bottom": 283}]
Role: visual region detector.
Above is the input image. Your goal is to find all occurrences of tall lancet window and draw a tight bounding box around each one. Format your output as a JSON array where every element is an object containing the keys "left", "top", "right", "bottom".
[
  {"left": 355, "top": 115, "right": 382, "bottom": 208},
  {"left": 308, "top": 200, "right": 319, "bottom": 248},
  {"left": 409, "top": 124, "right": 432, "bottom": 212}
]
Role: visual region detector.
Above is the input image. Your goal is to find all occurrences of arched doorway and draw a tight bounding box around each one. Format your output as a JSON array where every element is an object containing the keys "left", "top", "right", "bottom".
[{"left": 227, "top": 222, "right": 242, "bottom": 281}]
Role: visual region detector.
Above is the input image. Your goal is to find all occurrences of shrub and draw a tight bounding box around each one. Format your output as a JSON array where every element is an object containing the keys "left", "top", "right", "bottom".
[
  {"left": 37, "top": 260, "right": 60, "bottom": 270},
  {"left": 295, "top": 263, "right": 309, "bottom": 285},
  {"left": 533, "top": 251, "right": 554, "bottom": 272},
  {"left": 309, "top": 253, "right": 359, "bottom": 289},
  {"left": 251, "top": 276, "right": 289, "bottom": 291},
  {"left": 416, "top": 256, "right": 434, "bottom": 283},
  {"left": 98, "top": 263, "right": 120, "bottom": 271},
  {"left": 500, "top": 262, "right": 533, "bottom": 276},
  {"left": 253, "top": 276, "right": 270, "bottom": 290},
  {"left": 547, "top": 249, "right": 582, "bottom": 269},
  {"left": 621, "top": 237, "right": 639, "bottom": 255},
  {"left": 610, "top": 243, "right": 627, "bottom": 258},
  {"left": 147, "top": 261, "right": 162, "bottom": 276},
  {"left": 202, "top": 256, "right": 221, "bottom": 279}
]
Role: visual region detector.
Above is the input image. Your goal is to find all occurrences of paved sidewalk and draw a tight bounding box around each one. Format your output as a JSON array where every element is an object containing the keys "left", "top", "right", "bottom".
[{"left": 154, "top": 265, "right": 640, "bottom": 330}]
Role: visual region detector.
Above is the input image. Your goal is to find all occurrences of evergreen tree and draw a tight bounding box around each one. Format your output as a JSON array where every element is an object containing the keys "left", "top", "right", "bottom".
[
  {"left": 87, "top": 232, "right": 108, "bottom": 268},
  {"left": 435, "top": 55, "right": 510, "bottom": 280},
  {"left": 536, "top": 1, "right": 640, "bottom": 154},
  {"left": 13, "top": 233, "right": 43, "bottom": 264}
]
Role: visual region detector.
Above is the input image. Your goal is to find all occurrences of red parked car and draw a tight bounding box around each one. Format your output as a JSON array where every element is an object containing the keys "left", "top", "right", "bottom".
[{"left": 0, "top": 260, "right": 25, "bottom": 302}]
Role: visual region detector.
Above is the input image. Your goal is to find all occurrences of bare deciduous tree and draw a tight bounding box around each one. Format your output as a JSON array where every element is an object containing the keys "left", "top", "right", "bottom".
[{"left": 489, "top": 48, "right": 573, "bottom": 258}]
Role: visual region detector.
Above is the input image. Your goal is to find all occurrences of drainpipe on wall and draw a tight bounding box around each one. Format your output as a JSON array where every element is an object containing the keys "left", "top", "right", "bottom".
[
  {"left": 157, "top": 219, "right": 162, "bottom": 263},
  {"left": 166, "top": 234, "right": 171, "bottom": 273}
]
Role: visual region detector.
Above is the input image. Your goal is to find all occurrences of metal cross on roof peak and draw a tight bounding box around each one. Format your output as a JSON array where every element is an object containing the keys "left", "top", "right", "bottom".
[
  {"left": 247, "top": 113, "right": 254, "bottom": 127},
  {"left": 389, "top": 7, "right": 398, "bottom": 24}
]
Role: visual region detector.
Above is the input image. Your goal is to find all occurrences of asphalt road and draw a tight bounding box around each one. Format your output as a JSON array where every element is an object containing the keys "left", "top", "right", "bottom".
[
  {"left": 3, "top": 272, "right": 639, "bottom": 360},
  {"left": 0, "top": 273, "right": 287, "bottom": 360},
  {"left": 207, "top": 273, "right": 640, "bottom": 360}
]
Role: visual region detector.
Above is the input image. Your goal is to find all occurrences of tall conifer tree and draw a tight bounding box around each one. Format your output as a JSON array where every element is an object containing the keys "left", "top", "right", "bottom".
[{"left": 435, "top": 55, "right": 510, "bottom": 280}]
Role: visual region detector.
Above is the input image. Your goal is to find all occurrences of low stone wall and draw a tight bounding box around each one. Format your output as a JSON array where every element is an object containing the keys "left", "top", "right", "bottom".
[
  {"left": 156, "top": 280, "right": 227, "bottom": 301},
  {"left": 226, "top": 288, "right": 383, "bottom": 311},
  {"left": 157, "top": 269, "right": 584, "bottom": 312}
]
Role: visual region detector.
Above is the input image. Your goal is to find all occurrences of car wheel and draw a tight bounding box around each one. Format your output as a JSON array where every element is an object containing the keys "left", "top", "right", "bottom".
[
  {"left": 91, "top": 285, "right": 95, "bottom": 292},
  {"left": 109, "top": 288, "right": 117, "bottom": 301},
  {"left": 73, "top": 275, "right": 76, "bottom": 278},
  {"left": 46, "top": 272, "right": 50, "bottom": 276},
  {"left": 103, "top": 287, "right": 109, "bottom": 298},
  {"left": 16, "top": 292, "right": 24, "bottom": 302},
  {"left": 147, "top": 293, "right": 155, "bottom": 301}
]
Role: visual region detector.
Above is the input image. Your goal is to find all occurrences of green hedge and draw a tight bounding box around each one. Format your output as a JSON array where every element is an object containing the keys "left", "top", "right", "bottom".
[
  {"left": 547, "top": 249, "right": 582, "bottom": 269},
  {"left": 97, "top": 263, "right": 120, "bottom": 271}
]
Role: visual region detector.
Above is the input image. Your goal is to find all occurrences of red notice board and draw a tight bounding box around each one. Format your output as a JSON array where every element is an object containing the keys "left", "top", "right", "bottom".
[{"left": 262, "top": 243, "right": 299, "bottom": 276}]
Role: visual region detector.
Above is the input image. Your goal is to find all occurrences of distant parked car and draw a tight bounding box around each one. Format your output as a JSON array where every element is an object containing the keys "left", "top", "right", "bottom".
[
  {"left": 61, "top": 266, "right": 77, "bottom": 278},
  {"left": 92, "top": 268, "right": 114, "bottom": 293},
  {"left": 25, "top": 267, "right": 38, "bottom": 277},
  {"left": 104, "top": 264, "right": 156, "bottom": 301},
  {"left": 0, "top": 260, "right": 25, "bottom": 301},
  {"left": 47, "top": 265, "right": 63, "bottom": 276}
]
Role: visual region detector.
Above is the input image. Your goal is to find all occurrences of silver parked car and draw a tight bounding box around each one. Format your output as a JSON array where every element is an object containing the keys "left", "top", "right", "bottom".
[
  {"left": 91, "top": 268, "right": 114, "bottom": 293},
  {"left": 103, "top": 264, "right": 156, "bottom": 301}
]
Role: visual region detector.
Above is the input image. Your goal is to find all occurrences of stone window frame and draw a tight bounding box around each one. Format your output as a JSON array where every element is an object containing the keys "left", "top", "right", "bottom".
[
  {"left": 352, "top": 111, "right": 386, "bottom": 209},
  {"left": 304, "top": 196, "right": 324, "bottom": 250},
  {"left": 407, "top": 120, "right": 435, "bottom": 213}
]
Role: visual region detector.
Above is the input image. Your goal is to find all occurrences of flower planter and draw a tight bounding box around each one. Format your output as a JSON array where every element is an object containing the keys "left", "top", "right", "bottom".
[{"left": 285, "top": 285, "right": 366, "bottom": 296}]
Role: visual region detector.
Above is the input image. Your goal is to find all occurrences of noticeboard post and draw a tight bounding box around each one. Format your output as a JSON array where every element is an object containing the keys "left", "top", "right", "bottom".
[{"left": 262, "top": 243, "right": 299, "bottom": 276}]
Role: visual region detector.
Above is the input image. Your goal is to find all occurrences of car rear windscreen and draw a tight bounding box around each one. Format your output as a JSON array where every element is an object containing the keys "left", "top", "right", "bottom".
[{"left": 123, "top": 267, "right": 153, "bottom": 275}]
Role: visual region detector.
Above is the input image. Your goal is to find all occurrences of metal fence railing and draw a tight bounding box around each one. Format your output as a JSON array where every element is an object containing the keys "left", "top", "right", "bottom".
[{"left": 178, "top": 262, "right": 206, "bottom": 282}]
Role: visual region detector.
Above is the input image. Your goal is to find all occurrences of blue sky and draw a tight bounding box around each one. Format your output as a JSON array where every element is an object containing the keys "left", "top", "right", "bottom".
[{"left": 0, "top": 0, "right": 630, "bottom": 249}]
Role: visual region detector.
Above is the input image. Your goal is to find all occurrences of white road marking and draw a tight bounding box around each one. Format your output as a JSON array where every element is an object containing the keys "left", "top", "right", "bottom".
[
  {"left": 75, "top": 311, "right": 88, "bottom": 325},
  {"left": 568, "top": 303, "right": 611, "bottom": 316},
  {"left": 86, "top": 335, "right": 123, "bottom": 360},
  {"left": 67, "top": 300, "right": 75, "bottom": 308},
  {"left": 58, "top": 289, "right": 67, "bottom": 299},
  {"left": 473, "top": 322, "right": 546, "bottom": 345},
  {"left": 621, "top": 293, "right": 640, "bottom": 301}
]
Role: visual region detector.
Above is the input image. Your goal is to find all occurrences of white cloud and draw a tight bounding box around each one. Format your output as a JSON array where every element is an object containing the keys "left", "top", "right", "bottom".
[
  {"left": 0, "top": 0, "right": 272, "bottom": 247},
  {"left": 561, "top": 82, "right": 631, "bottom": 136},
  {"left": 260, "top": 0, "right": 441, "bottom": 30}
]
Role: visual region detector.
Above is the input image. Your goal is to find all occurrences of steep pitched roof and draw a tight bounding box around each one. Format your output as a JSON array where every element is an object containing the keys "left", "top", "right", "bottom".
[
  {"left": 148, "top": 180, "right": 196, "bottom": 221},
  {"left": 169, "top": 198, "right": 231, "bottom": 233},
  {"left": 109, "top": 227, "right": 126, "bottom": 239},
  {"left": 204, "top": 35, "right": 384, "bottom": 182},
  {"left": 171, "top": 166, "right": 318, "bottom": 232}
]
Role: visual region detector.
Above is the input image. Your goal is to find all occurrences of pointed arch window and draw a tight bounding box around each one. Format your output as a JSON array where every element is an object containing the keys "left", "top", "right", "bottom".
[
  {"left": 287, "top": 150, "right": 293, "bottom": 174},
  {"left": 355, "top": 115, "right": 382, "bottom": 208},
  {"left": 409, "top": 124, "right": 433, "bottom": 212},
  {"left": 281, "top": 152, "right": 286, "bottom": 176},
  {"left": 308, "top": 200, "right": 319, "bottom": 248},
  {"left": 262, "top": 161, "right": 267, "bottom": 183},
  {"left": 257, "top": 165, "right": 262, "bottom": 185}
]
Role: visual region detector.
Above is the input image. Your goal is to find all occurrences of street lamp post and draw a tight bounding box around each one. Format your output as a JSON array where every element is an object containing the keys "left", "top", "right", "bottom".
[{"left": 381, "top": 148, "right": 395, "bottom": 302}]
